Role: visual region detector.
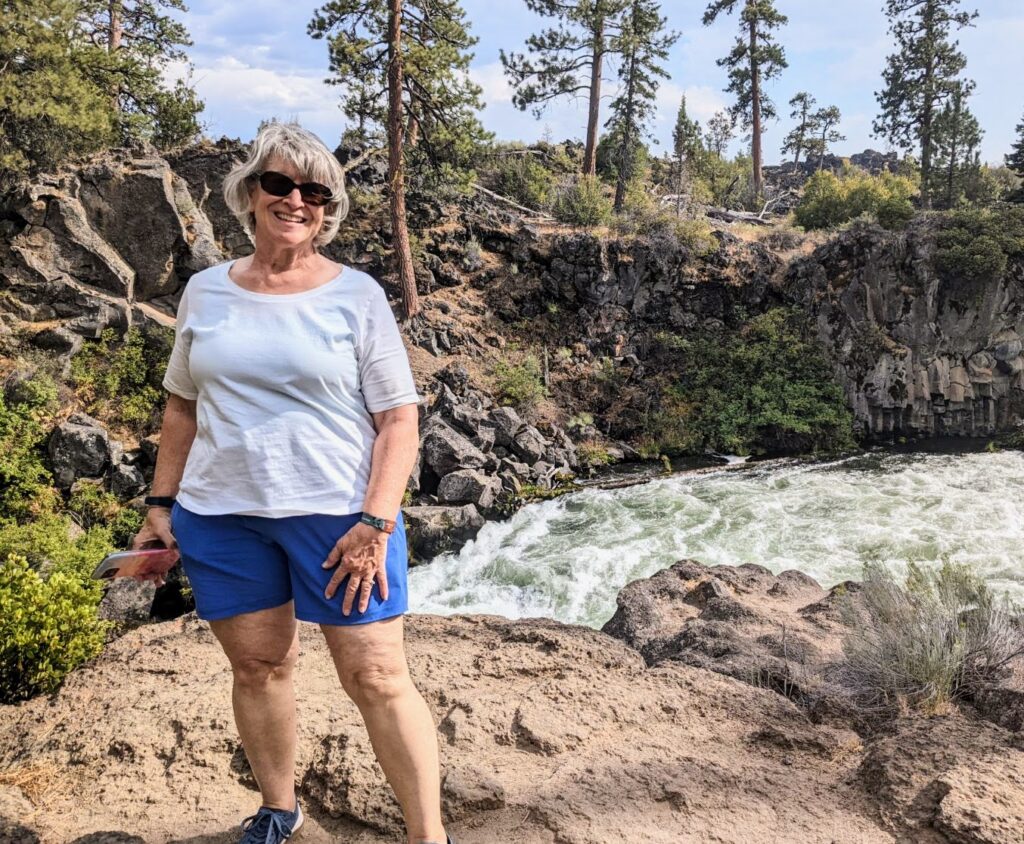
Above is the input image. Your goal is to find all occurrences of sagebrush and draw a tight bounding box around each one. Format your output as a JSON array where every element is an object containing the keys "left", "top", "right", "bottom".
[{"left": 839, "top": 560, "right": 1024, "bottom": 714}]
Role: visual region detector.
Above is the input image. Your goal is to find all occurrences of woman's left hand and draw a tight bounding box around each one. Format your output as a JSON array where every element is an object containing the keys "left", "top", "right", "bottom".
[{"left": 322, "top": 522, "right": 390, "bottom": 616}]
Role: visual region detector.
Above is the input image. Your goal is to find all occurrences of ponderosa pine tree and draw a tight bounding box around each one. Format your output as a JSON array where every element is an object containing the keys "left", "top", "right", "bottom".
[
  {"left": 309, "top": 0, "right": 487, "bottom": 319},
  {"left": 0, "top": 0, "right": 114, "bottom": 176},
  {"left": 931, "top": 81, "right": 982, "bottom": 208},
  {"left": 672, "top": 95, "right": 704, "bottom": 212},
  {"left": 702, "top": 0, "right": 788, "bottom": 203},
  {"left": 808, "top": 105, "right": 844, "bottom": 170},
  {"left": 1005, "top": 112, "right": 1024, "bottom": 198},
  {"left": 501, "top": 0, "right": 629, "bottom": 175},
  {"left": 78, "top": 0, "right": 203, "bottom": 147},
  {"left": 781, "top": 92, "right": 815, "bottom": 167},
  {"left": 0, "top": 0, "right": 201, "bottom": 177},
  {"left": 706, "top": 110, "right": 735, "bottom": 157},
  {"left": 606, "top": 0, "right": 677, "bottom": 212},
  {"left": 873, "top": 0, "right": 977, "bottom": 209}
]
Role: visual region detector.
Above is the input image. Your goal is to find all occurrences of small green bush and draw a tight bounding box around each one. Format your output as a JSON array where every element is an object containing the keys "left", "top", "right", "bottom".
[
  {"left": 551, "top": 175, "right": 613, "bottom": 227},
  {"left": 0, "top": 513, "right": 114, "bottom": 587},
  {"left": 627, "top": 211, "right": 717, "bottom": 258},
  {"left": 795, "top": 169, "right": 917, "bottom": 231},
  {"left": 0, "top": 381, "right": 60, "bottom": 521},
  {"left": 71, "top": 326, "right": 173, "bottom": 432},
  {"left": 0, "top": 555, "right": 109, "bottom": 703},
  {"left": 492, "top": 355, "right": 546, "bottom": 411},
  {"left": 67, "top": 483, "right": 144, "bottom": 549},
  {"left": 933, "top": 206, "right": 1024, "bottom": 283},
  {"left": 646, "top": 309, "right": 855, "bottom": 456},
  {"left": 494, "top": 154, "right": 553, "bottom": 211},
  {"left": 839, "top": 560, "right": 1024, "bottom": 714}
]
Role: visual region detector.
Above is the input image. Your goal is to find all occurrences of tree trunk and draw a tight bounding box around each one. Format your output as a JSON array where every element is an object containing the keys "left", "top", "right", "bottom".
[
  {"left": 387, "top": 0, "right": 418, "bottom": 320},
  {"left": 919, "top": 6, "right": 936, "bottom": 210},
  {"left": 583, "top": 15, "right": 605, "bottom": 176},
  {"left": 946, "top": 93, "right": 961, "bottom": 208},
  {"left": 108, "top": 0, "right": 123, "bottom": 51},
  {"left": 818, "top": 126, "right": 827, "bottom": 171},
  {"left": 749, "top": 13, "right": 763, "bottom": 201},
  {"left": 613, "top": 41, "right": 638, "bottom": 213}
]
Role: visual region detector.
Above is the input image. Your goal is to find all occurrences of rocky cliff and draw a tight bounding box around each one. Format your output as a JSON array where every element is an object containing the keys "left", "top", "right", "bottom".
[{"left": 787, "top": 220, "right": 1024, "bottom": 438}]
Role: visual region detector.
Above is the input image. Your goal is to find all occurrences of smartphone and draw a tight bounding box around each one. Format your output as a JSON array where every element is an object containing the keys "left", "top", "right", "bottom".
[{"left": 91, "top": 547, "right": 180, "bottom": 580}]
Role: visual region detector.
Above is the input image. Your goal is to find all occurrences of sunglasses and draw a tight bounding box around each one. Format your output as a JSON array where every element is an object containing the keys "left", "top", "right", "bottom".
[{"left": 253, "top": 170, "right": 334, "bottom": 207}]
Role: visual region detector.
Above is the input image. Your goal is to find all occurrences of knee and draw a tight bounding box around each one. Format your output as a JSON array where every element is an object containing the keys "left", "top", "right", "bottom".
[
  {"left": 340, "top": 662, "right": 411, "bottom": 707},
  {"left": 231, "top": 646, "right": 298, "bottom": 688}
]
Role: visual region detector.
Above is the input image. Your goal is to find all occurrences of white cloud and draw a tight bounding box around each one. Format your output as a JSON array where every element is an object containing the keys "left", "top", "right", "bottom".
[
  {"left": 470, "top": 62, "right": 514, "bottom": 106},
  {"left": 167, "top": 56, "right": 345, "bottom": 142},
  {"left": 655, "top": 82, "right": 727, "bottom": 125}
]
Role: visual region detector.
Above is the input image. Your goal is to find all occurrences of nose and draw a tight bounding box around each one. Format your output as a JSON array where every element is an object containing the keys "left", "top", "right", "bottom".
[{"left": 284, "top": 188, "right": 304, "bottom": 208}]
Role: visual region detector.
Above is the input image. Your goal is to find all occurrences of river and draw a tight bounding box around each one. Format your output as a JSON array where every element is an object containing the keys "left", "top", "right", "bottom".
[{"left": 407, "top": 447, "right": 1024, "bottom": 628}]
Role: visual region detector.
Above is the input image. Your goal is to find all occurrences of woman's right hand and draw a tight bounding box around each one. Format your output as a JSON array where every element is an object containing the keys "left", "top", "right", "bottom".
[{"left": 130, "top": 507, "right": 179, "bottom": 586}]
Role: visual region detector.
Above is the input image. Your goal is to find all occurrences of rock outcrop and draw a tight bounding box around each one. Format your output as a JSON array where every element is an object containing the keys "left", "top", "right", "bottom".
[
  {"left": 3, "top": 593, "right": 1023, "bottom": 843},
  {"left": 787, "top": 221, "right": 1024, "bottom": 438},
  {"left": 0, "top": 612, "right": 898, "bottom": 843}
]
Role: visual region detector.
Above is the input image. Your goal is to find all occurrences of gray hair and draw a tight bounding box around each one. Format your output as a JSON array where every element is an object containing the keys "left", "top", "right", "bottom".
[{"left": 223, "top": 121, "right": 350, "bottom": 248}]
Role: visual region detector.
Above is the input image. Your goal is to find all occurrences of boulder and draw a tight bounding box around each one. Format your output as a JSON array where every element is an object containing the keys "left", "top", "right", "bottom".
[
  {"left": 859, "top": 716, "right": 1024, "bottom": 842},
  {"left": 98, "top": 578, "right": 156, "bottom": 627},
  {"left": 511, "top": 426, "right": 548, "bottom": 464},
  {"left": 30, "top": 326, "right": 83, "bottom": 357},
  {"left": 488, "top": 406, "right": 523, "bottom": 448},
  {"left": 403, "top": 504, "right": 485, "bottom": 561},
  {"left": 48, "top": 413, "right": 111, "bottom": 488},
  {"left": 110, "top": 462, "right": 147, "bottom": 500},
  {"left": 436, "top": 469, "right": 502, "bottom": 510},
  {"left": 0, "top": 613, "right": 908, "bottom": 844},
  {"left": 420, "top": 418, "right": 488, "bottom": 476}
]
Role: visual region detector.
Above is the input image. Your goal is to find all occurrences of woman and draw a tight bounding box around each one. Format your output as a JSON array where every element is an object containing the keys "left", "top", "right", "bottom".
[{"left": 132, "top": 121, "right": 451, "bottom": 844}]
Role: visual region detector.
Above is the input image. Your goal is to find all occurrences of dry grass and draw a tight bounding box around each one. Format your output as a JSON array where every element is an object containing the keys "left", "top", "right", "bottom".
[
  {"left": 0, "top": 761, "right": 73, "bottom": 807},
  {"left": 837, "top": 561, "right": 1024, "bottom": 715}
]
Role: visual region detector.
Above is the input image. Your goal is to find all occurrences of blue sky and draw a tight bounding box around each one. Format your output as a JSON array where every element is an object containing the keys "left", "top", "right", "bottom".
[{"left": 171, "top": 0, "right": 1024, "bottom": 166}]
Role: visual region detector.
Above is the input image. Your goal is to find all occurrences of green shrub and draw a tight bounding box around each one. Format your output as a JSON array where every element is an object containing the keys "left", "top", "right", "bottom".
[
  {"left": 626, "top": 210, "right": 717, "bottom": 258},
  {"left": 551, "top": 175, "right": 613, "bottom": 227},
  {"left": 795, "top": 169, "right": 917, "bottom": 231},
  {"left": 67, "top": 483, "right": 144, "bottom": 549},
  {"left": 0, "top": 555, "right": 109, "bottom": 703},
  {"left": 492, "top": 355, "right": 546, "bottom": 411},
  {"left": 933, "top": 206, "right": 1024, "bottom": 283},
  {"left": 0, "top": 381, "right": 60, "bottom": 521},
  {"left": 647, "top": 309, "right": 855, "bottom": 456},
  {"left": 839, "top": 560, "right": 1024, "bottom": 715},
  {"left": 494, "top": 154, "right": 553, "bottom": 211},
  {"left": 0, "top": 513, "right": 114, "bottom": 587},
  {"left": 576, "top": 440, "right": 615, "bottom": 467},
  {"left": 71, "top": 326, "right": 173, "bottom": 432}
]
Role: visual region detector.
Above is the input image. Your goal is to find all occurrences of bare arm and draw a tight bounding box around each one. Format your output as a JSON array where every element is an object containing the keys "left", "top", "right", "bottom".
[
  {"left": 130, "top": 394, "right": 197, "bottom": 581},
  {"left": 362, "top": 402, "right": 420, "bottom": 521},
  {"left": 323, "top": 402, "right": 419, "bottom": 615},
  {"left": 149, "top": 393, "right": 198, "bottom": 503}
]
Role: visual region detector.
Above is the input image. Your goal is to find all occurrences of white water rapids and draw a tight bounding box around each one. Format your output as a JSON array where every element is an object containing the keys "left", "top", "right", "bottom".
[{"left": 408, "top": 449, "right": 1024, "bottom": 629}]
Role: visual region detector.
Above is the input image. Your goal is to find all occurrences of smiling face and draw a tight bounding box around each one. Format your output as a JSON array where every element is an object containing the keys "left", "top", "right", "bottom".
[{"left": 250, "top": 156, "right": 326, "bottom": 252}]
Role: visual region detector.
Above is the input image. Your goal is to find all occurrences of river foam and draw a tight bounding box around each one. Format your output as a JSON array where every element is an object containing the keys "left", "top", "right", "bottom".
[{"left": 408, "top": 449, "right": 1024, "bottom": 628}]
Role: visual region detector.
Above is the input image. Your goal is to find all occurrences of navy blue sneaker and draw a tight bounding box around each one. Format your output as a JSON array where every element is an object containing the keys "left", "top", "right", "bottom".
[{"left": 238, "top": 801, "right": 303, "bottom": 843}]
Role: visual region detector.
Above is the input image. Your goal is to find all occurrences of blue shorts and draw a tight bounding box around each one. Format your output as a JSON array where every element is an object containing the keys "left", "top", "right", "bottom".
[{"left": 171, "top": 503, "right": 408, "bottom": 625}]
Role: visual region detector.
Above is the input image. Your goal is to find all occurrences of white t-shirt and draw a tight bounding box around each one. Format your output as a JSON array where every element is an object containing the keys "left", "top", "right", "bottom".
[{"left": 162, "top": 261, "right": 420, "bottom": 517}]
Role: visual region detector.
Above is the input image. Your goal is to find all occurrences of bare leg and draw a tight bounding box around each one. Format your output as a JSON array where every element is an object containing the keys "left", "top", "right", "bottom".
[
  {"left": 211, "top": 602, "right": 299, "bottom": 812},
  {"left": 320, "top": 616, "right": 445, "bottom": 844}
]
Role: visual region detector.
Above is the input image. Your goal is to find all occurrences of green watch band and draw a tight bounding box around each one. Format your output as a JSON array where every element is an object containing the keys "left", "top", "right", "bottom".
[{"left": 360, "top": 513, "right": 396, "bottom": 534}]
